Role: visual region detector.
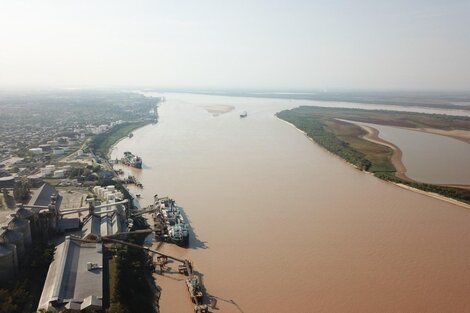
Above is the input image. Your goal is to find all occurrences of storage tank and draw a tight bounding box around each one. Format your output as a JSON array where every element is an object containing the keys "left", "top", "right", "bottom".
[
  {"left": 0, "top": 228, "right": 25, "bottom": 261},
  {"left": 53, "top": 170, "right": 65, "bottom": 178},
  {"left": 98, "top": 187, "right": 106, "bottom": 198},
  {"left": 44, "top": 165, "right": 55, "bottom": 176},
  {"left": 115, "top": 192, "right": 123, "bottom": 200},
  {"left": 0, "top": 243, "right": 18, "bottom": 281},
  {"left": 104, "top": 191, "right": 113, "bottom": 201},
  {"left": 16, "top": 207, "right": 33, "bottom": 220},
  {"left": 8, "top": 217, "right": 32, "bottom": 246}
]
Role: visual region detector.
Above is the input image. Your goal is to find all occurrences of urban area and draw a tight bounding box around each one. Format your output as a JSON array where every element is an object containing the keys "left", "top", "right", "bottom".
[{"left": 0, "top": 90, "right": 200, "bottom": 313}]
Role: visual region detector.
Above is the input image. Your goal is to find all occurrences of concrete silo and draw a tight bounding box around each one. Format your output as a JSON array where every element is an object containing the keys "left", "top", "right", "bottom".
[
  {"left": 16, "top": 207, "right": 33, "bottom": 220},
  {"left": 8, "top": 217, "right": 32, "bottom": 246},
  {"left": 0, "top": 228, "right": 24, "bottom": 261},
  {"left": 0, "top": 243, "right": 18, "bottom": 282}
]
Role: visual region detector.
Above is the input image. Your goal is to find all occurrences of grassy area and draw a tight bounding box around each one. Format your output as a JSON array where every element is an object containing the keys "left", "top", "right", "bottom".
[
  {"left": 107, "top": 256, "right": 120, "bottom": 310},
  {"left": 277, "top": 106, "right": 470, "bottom": 204},
  {"left": 324, "top": 119, "right": 396, "bottom": 173},
  {"left": 90, "top": 121, "right": 151, "bottom": 158}
]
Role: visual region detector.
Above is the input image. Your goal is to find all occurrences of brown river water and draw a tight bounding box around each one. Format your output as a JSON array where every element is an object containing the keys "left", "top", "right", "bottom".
[{"left": 112, "top": 93, "right": 470, "bottom": 313}]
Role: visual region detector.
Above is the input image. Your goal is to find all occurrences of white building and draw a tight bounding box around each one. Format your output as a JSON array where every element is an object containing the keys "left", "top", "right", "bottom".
[
  {"left": 29, "top": 148, "right": 43, "bottom": 155},
  {"left": 53, "top": 170, "right": 65, "bottom": 178},
  {"left": 52, "top": 149, "right": 65, "bottom": 156}
]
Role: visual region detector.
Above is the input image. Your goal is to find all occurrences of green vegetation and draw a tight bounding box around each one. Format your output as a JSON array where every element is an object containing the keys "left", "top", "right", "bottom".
[
  {"left": 90, "top": 121, "right": 150, "bottom": 157},
  {"left": 106, "top": 217, "right": 156, "bottom": 313},
  {"left": 375, "top": 172, "right": 470, "bottom": 203},
  {"left": 13, "top": 177, "right": 30, "bottom": 202},
  {"left": 277, "top": 106, "right": 470, "bottom": 204},
  {"left": 277, "top": 108, "right": 376, "bottom": 171},
  {"left": 0, "top": 242, "right": 55, "bottom": 313}
]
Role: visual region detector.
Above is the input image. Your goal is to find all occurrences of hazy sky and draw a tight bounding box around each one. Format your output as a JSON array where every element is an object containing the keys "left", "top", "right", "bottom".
[{"left": 0, "top": 0, "right": 469, "bottom": 90}]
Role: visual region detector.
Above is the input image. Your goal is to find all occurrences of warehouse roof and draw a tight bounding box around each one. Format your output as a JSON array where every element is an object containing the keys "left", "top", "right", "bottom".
[
  {"left": 29, "top": 183, "right": 62, "bottom": 208},
  {"left": 37, "top": 237, "right": 103, "bottom": 312}
]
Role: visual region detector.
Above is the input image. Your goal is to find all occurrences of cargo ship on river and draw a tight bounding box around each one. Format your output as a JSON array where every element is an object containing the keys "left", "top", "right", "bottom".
[
  {"left": 152, "top": 196, "right": 189, "bottom": 246},
  {"left": 121, "top": 151, "right": 143, "bottom": 169}
]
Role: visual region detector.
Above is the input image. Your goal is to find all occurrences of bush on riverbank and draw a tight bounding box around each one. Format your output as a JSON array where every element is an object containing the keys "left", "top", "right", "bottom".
[
  {"left": 106, "top": 217, "right": 157, "bottom": 313},
  {"left": 277, "top": 110, "right": 373, "bottom": 170},
  {"left": 90, "top": 121, "right": 150, "bottom": 157},
  {"left": 375, "top": 172, "right": 470, "bottom": 204}
]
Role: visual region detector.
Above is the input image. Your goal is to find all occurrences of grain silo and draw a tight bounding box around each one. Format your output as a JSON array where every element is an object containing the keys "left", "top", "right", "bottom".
[
  {"left": 0, "top": 243, "right": 18, "bottom": 281},
  {"left": 16, "top": 207, "right": 33, "bottom": 220},
  {"left": 8, "top": 217, "right": 32, "bottom": 246},
  {"left": 0, "top": 228, "right": 25, "bottom": 261}
]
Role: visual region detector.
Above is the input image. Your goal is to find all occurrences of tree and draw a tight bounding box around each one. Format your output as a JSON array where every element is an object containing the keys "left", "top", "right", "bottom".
[{"left": 13, "top": 178, "right": 30, "bottom": 201}]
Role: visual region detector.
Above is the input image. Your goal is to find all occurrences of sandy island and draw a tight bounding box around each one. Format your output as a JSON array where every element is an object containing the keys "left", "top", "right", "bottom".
[
  {"left": 355, "top": 123, "right": 470, "bottom": 209},
  {"left": 356, "top": 124, "right": 409, "bottom": 181},
  {"left": 404, "top": 127, "right": 470, "bottom": 144},
  {"left": 201, "top": 104, "right": 235, "bottom": 116},
  {"left": 281, "top": 117, "right": 470, "bottom": 210}
]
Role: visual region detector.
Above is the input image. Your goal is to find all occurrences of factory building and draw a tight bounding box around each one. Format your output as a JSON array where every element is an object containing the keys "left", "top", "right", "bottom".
[
  {"left": 37, "top": 236, "right": 103, "bottom": 312},
  {"left": 0, "top": 176, "right": 15, "bottom": 188},
  {"left": 82, "top": 201, "right": 127, "bottom": 240}
]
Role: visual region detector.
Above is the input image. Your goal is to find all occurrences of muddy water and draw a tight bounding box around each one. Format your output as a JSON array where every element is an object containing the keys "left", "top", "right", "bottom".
[
  {"left": 112, "top": 93, "right": 470, "bottom": 313},
  {"left": 353, "top": 122, "right": 470, "bottom": 185}
]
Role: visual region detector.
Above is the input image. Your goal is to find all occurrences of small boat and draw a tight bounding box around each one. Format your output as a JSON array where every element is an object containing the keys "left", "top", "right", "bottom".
[{"left": 240, "top": 111, "right": 247, "bottom": 118}]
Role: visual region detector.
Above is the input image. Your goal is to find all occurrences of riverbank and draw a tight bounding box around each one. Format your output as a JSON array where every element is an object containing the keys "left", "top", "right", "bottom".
[
  {"left": 277, "top": 106, "right": 470, "bottom": 205},
  {"left": 355, "top": 124, "right": 409, "bottom": 180},
  {"left": 109, "top": 92, "right": 470, "bottom": 313},
  {"left": 404, "top": 127, "right": 470, "bottom": 144},
  {"left": 90, "top": 120, "right": 153, "bottom": 158}
]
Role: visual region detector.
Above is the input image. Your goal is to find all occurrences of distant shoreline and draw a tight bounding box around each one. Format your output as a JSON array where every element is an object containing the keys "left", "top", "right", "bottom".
[
  {"left": 143, "top": 89, "right": 470, "bottom": 112},
  {"left": 354, "top": 124, "right": 409, "bottom": 180},
  {"left": 276, "top": 106, "right": 470, "bottom": 207},
  {"left": 279, "top": 116, "right": 470, "bottom": 209}
]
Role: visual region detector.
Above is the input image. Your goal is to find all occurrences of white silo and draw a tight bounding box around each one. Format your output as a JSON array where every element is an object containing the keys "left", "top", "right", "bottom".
[
  {"left": 0, "top": 243, "right": 18, "bottom": 281},
  {"left": 8, "top": 217, "right": 32, "bottom": 247},
  {"left": 0, "top": 228, "right": 25, "bottom": 261},
  {"left": 106, "top": 193, "right": 115, "bottom": 202},
  {"left": 44, "top": 165, "right": 55, "bottom": 176}
]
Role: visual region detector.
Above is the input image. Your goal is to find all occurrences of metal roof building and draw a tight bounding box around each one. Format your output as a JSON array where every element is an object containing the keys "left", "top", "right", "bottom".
[
  {"left": 82, "top": 202, "right": 126, "bottom": 240},
  {"left": 37, "top": 237, "right": 103, "bottom": 312},
  {"left": 29, "top": 183, "right": 62, "bottom": 208}
]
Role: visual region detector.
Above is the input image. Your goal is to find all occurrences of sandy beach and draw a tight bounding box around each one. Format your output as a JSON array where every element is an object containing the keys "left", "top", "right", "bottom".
[
  {"left": 357, "top": 124, "right": 409, "bottom": 180},
  {"left": 201, "top": 104, "right": 235, "bottom": 116},
  {"left": 356, "top": 124, "right": 470, "bottom": 209},
  {"left": 406, "top": 127, "right": 470, "bottom": 144}
]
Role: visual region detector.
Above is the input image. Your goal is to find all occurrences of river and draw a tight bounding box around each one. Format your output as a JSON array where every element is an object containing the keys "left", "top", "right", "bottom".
[
  {"left": 347, "top": 121, "right": 470, "bottom": 185},
  {"left": 111, "top": 92, "right": 470, "bottom": 313}
]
